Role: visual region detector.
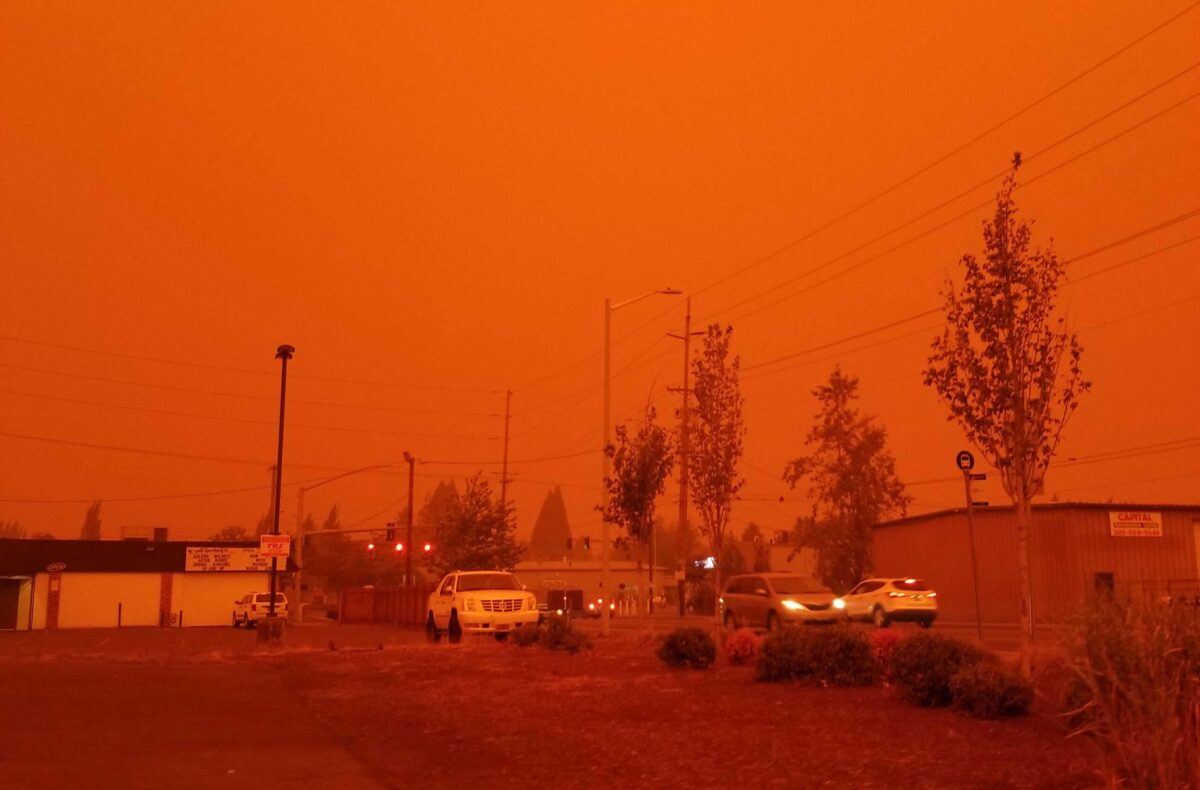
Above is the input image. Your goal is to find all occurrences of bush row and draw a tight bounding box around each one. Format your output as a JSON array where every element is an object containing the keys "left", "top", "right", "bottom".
[{"left": 510, "top": 616, "right": 592, "bottom": 653}]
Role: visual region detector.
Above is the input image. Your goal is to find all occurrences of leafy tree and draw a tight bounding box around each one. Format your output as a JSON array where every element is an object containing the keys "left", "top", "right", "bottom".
[
  {"left": 0, "top": 520, "right": 26, "bottom": 539},
  {"left": 599, "top": 407, "right": 675, "bottom": 613},
  {"left": 254, "top": 511, "right": 274, "bottom": 536},
  {"left": 784, "top": 367, "right": 910, "bottom": 593},
  {"left": 80, "top": 501, "right": 102, "bottom": 540},
  {"left": 419, "top": 480, "right": 459, "bottom": 534},
  {"left": 688, "top": 324, "right": 746, "bottom": 622},
  {"left": 924, "top": 156, "right": 1088, "bottom": 674},
  {"left": 719, "top": 540, "right": 747, "bottom": 577},
  {"left": 429, "top": 475, "right": 523, "bottom": 576},
  {"left": 210, "top": 525, "right": 252, "bottom": 542},
  {"left": 741, "top": 522, "right": 763, "bottom": 544}
]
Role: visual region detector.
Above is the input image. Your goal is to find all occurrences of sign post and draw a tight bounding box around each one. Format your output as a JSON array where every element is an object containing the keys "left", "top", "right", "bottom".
[{"left": 957, "top": 451, "right": 985, "bottom": 643}]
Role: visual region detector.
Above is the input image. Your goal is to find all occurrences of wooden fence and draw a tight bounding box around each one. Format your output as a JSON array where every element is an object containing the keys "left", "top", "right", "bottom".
[{"left": 339, "top": 585, "right": 433, "bottom": 627}]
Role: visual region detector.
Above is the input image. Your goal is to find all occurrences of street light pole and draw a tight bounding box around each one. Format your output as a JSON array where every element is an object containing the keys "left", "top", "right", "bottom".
[
  {"left": 601, "top": 288, "right": 681, "bottom": 635},
  {"left": 268, "top": 344, "right": 294, "bottom": 620}
]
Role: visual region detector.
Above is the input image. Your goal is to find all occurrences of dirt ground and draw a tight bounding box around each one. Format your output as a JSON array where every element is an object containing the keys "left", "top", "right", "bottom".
[{"left": 0, "top": 626, "right": 1100, "bottom": 789}]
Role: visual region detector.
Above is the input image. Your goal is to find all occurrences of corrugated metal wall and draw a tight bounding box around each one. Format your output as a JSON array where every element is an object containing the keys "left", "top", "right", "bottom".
[{"left": 873, "top": 505, "right": 1200, "bottom": 625}]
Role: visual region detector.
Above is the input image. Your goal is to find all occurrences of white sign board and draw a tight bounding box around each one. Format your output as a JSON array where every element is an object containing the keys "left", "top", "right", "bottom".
[
  {"left": 185, "top": 547, "right": 276, "bottom": 572},
  {"left": 259, "top": 534, "right": 292, "bottom": 559},
  {"left": 1109, "top": 511, "right": 1163, "bottom": 538}
]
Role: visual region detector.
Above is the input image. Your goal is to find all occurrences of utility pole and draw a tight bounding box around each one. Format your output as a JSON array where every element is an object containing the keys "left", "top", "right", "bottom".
[
  {"left": 268, "top": 344, "right": 294, "bottom": 623},
  {"left": 292, "top": 486, "right": 305, "bottom": 623},
  {"left": 404, "top": 452, "right": 416, "bottom": 587},
  {"left": 499, "top": 389, "right": 512, "bottom": 510},
  {"left": 668, "top": 298, "right": 704, "bottom": 617}
]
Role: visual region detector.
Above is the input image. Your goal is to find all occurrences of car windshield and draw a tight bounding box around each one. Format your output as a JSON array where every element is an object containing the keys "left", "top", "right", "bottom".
[
  {"left": 893, "top": 578, "right": 930, "bottom": 591},
  {"left": 456, "top": 573, "right": 521, "bottom": 592},
  {"left": 255, "top": 594, "right": 286, "bottom": 603},
  {"left": 768, "top": 577, "right": 830, "bottom": 595}
]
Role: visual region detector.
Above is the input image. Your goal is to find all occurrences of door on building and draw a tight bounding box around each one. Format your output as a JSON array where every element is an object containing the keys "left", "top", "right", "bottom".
[{"left": 0, "top": 579, "right": 21, "bottom": 630}]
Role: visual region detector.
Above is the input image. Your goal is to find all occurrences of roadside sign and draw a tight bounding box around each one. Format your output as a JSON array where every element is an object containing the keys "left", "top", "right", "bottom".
[
  {"left": 259, "top": 534, "right": 292, "bottom": 559},
  {"left": 956, "top": 450, "right": 975, "bottom": 471},
  {"left": 969, "top": 473, "right": 987, "bottom": 481}
]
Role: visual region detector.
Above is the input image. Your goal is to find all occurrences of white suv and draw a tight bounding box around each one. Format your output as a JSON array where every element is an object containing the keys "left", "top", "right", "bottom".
[
  {"left": 841, "top": 578, "right": 937, "bottom": 628},
  {"left": 232, "top": 592, "right": 288, "bottom": 627},
  {"left": 426, "top": 571, "right": 538, "bottom": 642}
]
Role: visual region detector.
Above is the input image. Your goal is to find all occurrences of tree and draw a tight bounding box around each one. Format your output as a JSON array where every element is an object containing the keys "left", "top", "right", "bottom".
[
  {"left": 210, "top": 525, "right": 252, "bottom": 542},
  {"left": 528, "top": 486, "right": 576, "bottom": 559},
  {"left": 741, "top": 522, "right": 763, "bottom": 544},
  {"left": 254, "top": 511, "right": 274, "bottom": 536},
  {"left": 430, "top": 475, "right": 523, "bottom": 576},
  {"left": 80, "top": 501, "right": 102, "bottom": 540},
  {"left": 924, "top": 156, "right": 1088, "bottom": 675},
  {"left": 599, "top": 406, "right": 675, "bottom": 614},
  {"left": 0, "top": 520, "right": 26, "bottom": 539},
  {"left": 784, "top": 367, "right": 911, "bottom": 593},
  {"left": 688, "top": 324, "right": 746, "bottom": 624}
]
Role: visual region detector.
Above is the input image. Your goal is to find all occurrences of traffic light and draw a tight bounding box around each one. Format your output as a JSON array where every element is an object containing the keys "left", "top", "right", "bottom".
[
  {"left": 582, "top": 536, "right": 590, "bottom": 551},
  {"left": 423, "top": 542, "right": 432, "bottom": 553},
  {"left": 366, "top": 542, "right": 376, "bottom": 559},
  {"left": 394, "top": 542, "right": 404, "bottom": 553},
  {"left": 385, "top": 522, "right": 396, "bottom": 541}
]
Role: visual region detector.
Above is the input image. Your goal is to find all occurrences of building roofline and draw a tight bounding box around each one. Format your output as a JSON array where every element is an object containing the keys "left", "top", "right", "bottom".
[{"left": 875, "top": 501, "right": 1200, "bottom": 529}]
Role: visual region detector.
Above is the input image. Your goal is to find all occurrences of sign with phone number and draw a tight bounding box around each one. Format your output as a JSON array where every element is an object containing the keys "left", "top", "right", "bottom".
[{"left": 1108, "top": 511, "right": 1163, "bottom": 538}]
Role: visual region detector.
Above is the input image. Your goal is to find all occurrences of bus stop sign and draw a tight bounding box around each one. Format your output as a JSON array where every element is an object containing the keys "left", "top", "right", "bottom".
[{"left": 956, "top": 450, "right": 975, "bottom": 471}]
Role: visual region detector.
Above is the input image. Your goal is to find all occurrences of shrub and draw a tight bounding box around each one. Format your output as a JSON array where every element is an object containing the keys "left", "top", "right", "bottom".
[
  {"left": 950, "top": 662, "right": 1032, "bottom": 717},
  {"left": 1064, "top": 596, "right": 1200, "bottom": 789},
  {"left": 725, "top": 628, "right": 762, "bottom": 666},
  {"left": 657, "top": 628, "right": 717, "bottom": 669},
  {"left": 538, "top": 616, "right": 591, "bottom": 654},
  {"left": 888, "top": 632, "right": 984, "bottom": 706},
  {"left": 511, "top": 623, "right": 540, "bottom": 648},
  {"left": 869, "top": 629, "right": 905, "bottom": 682},
  {"left": 756, "top": 625, "right": 875, "bottom": 686}
]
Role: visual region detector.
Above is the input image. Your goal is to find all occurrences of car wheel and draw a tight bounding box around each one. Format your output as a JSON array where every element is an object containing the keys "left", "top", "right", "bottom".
[
  {"left": 918, "top": 618, "right": 933, "bottom": 629},
  {"left": 448, "top": 611, "right": 463, "bottom": 643},
  {"left": 766, "top": 611, "right": 780, "bottom": 632},
  {"left": 872, "top": 606, "right": 890, "bottom": 629},
  {"left": 425, "top": 612, "right": 441, "bottom": 643},
  {"left": 723, "top": 610, "right": 738, "bottom": 630},
  {"left": 232, "top": 612, "right": 240, "bottom": 628}
]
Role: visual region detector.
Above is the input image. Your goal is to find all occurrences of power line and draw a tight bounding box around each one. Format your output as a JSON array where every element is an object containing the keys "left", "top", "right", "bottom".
[
  {"left": 0, "top": 361, "right": 500, "bottom": 418},
  {"left": 0, "top": 334, "right": 502, "bottom": 395},
  {"left": 688, "top": 2, "right": 1200, "bottom": 301},
  {"left": 708, "top": 88, "right": 1200, "bottom": 329},
  {"left": 0, "top": 386, "right": 498, "bottom": 441},
  {"left": 738, "top": 213, "right": 1200, "bottom": 378}
]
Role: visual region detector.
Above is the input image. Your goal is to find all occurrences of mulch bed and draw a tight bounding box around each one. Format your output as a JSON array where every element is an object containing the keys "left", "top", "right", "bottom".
[{"left": 282, "top": 632, "right": 1101, "bottom": 789}]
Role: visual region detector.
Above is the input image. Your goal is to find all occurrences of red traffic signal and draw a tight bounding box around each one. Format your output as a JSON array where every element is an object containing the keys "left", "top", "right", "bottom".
[
  {"left": 394, "top": 542, "right": 404, "bottom": 553},
  {"left": 423, "top": 543, "right": 432, "bottom": 553}
]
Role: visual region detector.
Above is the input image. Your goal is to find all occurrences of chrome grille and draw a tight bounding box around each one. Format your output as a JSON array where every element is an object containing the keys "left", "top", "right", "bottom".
[
  {"left": 481, "top": 598, "right": 522, "bottom": 613},
  {"left": 805, "top": 603, "right": 830, "bottom": 611}
]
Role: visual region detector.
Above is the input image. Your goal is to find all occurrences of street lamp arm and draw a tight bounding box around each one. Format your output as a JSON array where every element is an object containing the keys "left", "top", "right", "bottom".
[{"left": 610, "top": 288, "right": 682, "bottom": 311}]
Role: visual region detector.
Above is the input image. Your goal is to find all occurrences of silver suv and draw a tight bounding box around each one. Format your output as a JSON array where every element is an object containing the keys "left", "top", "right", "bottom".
[{"left": 720, "top": 573, "right": 845, "bottom": 631}]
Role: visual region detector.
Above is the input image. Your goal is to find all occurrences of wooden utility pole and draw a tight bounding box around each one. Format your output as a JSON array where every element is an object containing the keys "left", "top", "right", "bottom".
[
  {"left": 500, "top": 389, "right": 512, "bottom": 510},
  {"left": 668, "top": 299, "right": 703, "bottom": 617}
]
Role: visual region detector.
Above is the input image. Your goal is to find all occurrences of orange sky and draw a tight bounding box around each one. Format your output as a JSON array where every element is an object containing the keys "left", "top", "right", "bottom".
[{"left": 1, "top": 2, "right": 1197, "bottom": 544}]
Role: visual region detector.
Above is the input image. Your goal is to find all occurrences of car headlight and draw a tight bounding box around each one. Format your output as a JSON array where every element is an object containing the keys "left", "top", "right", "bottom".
[
  {"left": 833, "top": 598, "right": 846, "bottom": 609},
  {"left": 781, "top": 599, "right": 806, "bottom": 611},
  {"left": 463, "top": 597, "right": 476, "bottom": 611}
]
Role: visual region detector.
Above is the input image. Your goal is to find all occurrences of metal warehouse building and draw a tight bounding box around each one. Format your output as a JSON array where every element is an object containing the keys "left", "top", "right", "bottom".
[
  {"left": 872, "top": 503, "right": 1200, "bottom": 630},
  {"left": 0, "top": 539, "right": 288, "bottom": 630}
]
